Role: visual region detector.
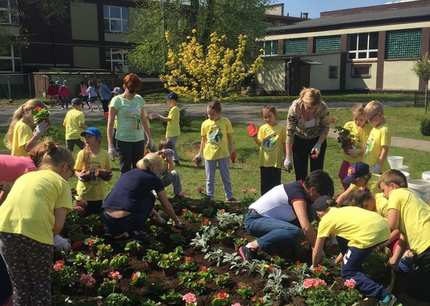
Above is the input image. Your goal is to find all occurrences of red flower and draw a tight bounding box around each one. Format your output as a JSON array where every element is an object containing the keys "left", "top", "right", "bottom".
[
  {"left": 303, "top": 278, "right": 327, "bottom": 289},
  {"left": 109, "top": 271, "right": 122, "bottom": 280},
  {"left": 215, "top": 291, "right": 229, "bottom": 300},
  {"left": 202, "top": 218, "right": 210, "bottom": 225},
  {"left": 199, "top": 266, "right": 208, "bottom": 272},
  {"left": 86, "top": 239, "right": 95, "bottom": 247},
  {"left": 53, "top": 260, "right": 65, "bottom": 271},
  {"left": 185, "top": 256, "right": 193, "bottom": 263},
  {"left": 344, "top": 278, "right": 356, "bottom": 289},
  {"left": 182, "top": 292, "right": 197, "bottom": 304}
]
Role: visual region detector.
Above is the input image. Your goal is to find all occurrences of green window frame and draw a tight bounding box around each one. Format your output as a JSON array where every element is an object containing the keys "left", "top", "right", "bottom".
[
  {"left": 263, "top": 40, "right": 278, "bottom": 56},
  {"left": 284, "top": 38, "right": 308, "bottom": 55},
  {"left": 385, "top": 29, "right": 422, "bottom": 59},
  {"left": 315, "top": 36, "right": 341, "bottom": 53}
]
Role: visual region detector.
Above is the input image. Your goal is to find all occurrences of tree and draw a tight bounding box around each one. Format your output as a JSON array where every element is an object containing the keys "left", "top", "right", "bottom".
[
  {"left": 413, "top": 53, "right": 430, "bottom": 113},
  {"left": 129, "top": 0, "right": 269, "bottom": 75},
  {"left": 161, "top": 30, "right": 263, "bottom": 101}
]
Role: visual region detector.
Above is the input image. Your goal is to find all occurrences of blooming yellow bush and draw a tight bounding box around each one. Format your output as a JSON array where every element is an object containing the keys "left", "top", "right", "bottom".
[{"left": 161, "top": 30, "right": 263, "bottom": 102}]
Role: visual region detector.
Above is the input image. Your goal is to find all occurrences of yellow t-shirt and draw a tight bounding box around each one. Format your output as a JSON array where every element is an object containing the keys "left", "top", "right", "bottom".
[
  {"left": 342, "top": 121, "right": 371, "bottom": 163},
  {"left": 10, "top": 119, "right": 33, "bottom": 156},
  {"left": 317, "top": 206, "right": 390, "bottom": 249},
  {"left": 63, "top": 109, "right": 85, "bottom": 140},
  {"left": 166, "top": 106, "right": 181, "bottom": 138},
  {"left": 364, "top": 124, "right": 391, "bottom": 170},
  {"left": 74, "top": 149, "right": 111, "bottom": 201},
  {"left": 375, "top": 193, "right": 388, "bottom": 217},
  {"left": 257, "top": 123, "right": 286, "bottom": 168},
  {"left": 201, "top": 117, "right": 233, "bottom": 160},
  {"left": 0, "top": 170, "right": 72, "bottom": 245},
  {"left": 387, "top": 188, "right": 430, "bottom": 255}
]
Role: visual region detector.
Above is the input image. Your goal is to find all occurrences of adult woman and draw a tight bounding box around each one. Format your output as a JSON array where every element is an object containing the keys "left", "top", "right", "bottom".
[
  {"left": 284, "top": 88, "right": 330, "bottom": 181},
  {"left": 102, "top": 153, "right": 182, "bottom": 238},
  {"left": 107, "top": 73, "right": 152, "bottom": 173}
]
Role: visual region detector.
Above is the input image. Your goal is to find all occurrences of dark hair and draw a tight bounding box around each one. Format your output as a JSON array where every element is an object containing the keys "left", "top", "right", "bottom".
[
  {"left": 304, "top": 170, "right": 334, "bottom": 197},
  {"left": 351, "top": 189, "right": 373, "bottom": 208},
  {"left": 261, "top": 105, "right": 277, "bottom": 117},
  {"left": 158, "top": 139, "right": 173, "bottom": 151},
  {"left": 379, "top": 169, "right": 408, "bottom": 188},
  {"left": 37, "top": 142, "right": 74, "bottom": 171},
  {"left": 207, "top": 101, "right": 222, "bottom": 113},
  {"left": 123, "top": 73, "right": 141, "bottom": 94}
]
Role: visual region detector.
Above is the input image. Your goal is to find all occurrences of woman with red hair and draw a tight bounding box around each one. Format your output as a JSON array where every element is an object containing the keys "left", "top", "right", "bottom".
[{"left": 107, "top": 73, "right": 152, "bottom": 173}]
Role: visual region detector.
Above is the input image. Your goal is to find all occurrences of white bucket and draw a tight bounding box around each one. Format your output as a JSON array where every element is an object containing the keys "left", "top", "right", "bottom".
[
  {"left": 422, "top": 171, "right": 430, "bottom": 182},
  {"left": 401, "top": 171, "right": 410, "bottom": 181},
  {"left": 388, "top": 156, "right": 404, "bottom": 170},
  {"left": 408, "top": 179, "right": 430, "bottom": 203}
]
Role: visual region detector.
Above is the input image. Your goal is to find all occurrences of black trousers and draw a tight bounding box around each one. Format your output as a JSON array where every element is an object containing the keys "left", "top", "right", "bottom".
[
  {"left": 101, "top": 99, "right": 109, "bottom": 113},
  {"left": 0, "top": 254, "right": 12, "bottom": 305},
  {"left": 404, "top": 248, "right": 430, "bottom": 302},
  {"left": 117, "top": 140, "right": 146, "bottom": 174},
  {"left": 292, "top": 136, "right": 327, "bottom": 181},
  {"left": 260, "top": 167, "right": 281, "bottom": 195},
  {"left": 66, "top": 139, "right": 85, "bottom": 152},
  {"left": 85, "top": 200, "right": 103, "bottom": 215}
]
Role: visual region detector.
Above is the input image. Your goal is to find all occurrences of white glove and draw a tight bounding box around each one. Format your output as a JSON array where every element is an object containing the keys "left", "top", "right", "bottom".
[
  {"left": 108, "top": 145, "right": 117, "bottom": 160},
  {"left": 284, "top": 158, "right": 293, "bottom": 172},
  {"left": 54, "top": 234, "right": 71, "bottom": 252},
  {"left": 311, "top": 142, "right": 322, "bottom": 159},
  {"left": 33, "top": 121, "right": 49, "bottom": 137},
  {"left": 371, "top": 163, "right": 382, "bottom": 174}
]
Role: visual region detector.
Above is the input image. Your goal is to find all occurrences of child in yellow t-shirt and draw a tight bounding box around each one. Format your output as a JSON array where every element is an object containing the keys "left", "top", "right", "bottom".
[
  {"left": 364, "top": 101, "right": 391, "bottom": 174},
  {"left": 0, "top": 144, "right": 74, "bottom": 306},
  {"left": 336, "top": 162, "right": 372, "bottom": 206},
  {"left": 249, "top": 106, "right": 285, "bottom": 195},
  {"left": 153, "top": 92, "right": 181, "bottom": 165},
  {"left": 63, "top": 98, "right": 86, "bottom": 153},
  {"left": 6, "top": 99, "right": 48, "bottom": 156},
  {"left": 338, "top": 103, "right": 371, "bottom": 189},
  {"left": 194, "top": 101, "right": 237, "bottom": 203},
  {"left": 74, "top": 127, "right": 111, "bottom": 214}
]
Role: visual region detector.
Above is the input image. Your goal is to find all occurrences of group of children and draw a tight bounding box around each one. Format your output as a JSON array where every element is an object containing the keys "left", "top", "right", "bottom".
[{"left": 0, "top": 86, "right": 429, "bottom": 305}]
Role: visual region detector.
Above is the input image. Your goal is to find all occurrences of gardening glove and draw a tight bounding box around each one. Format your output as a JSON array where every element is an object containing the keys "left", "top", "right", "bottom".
[
  {"left": 310, "top": 142, "right": 322, "bottom": 159},
  {"left": 33, "top": 121, "right": 49, "bottom": 137},
  {"left": 371, "top": 163, "right": 382, "bottom": 174},
  {"left": 54, "top": 234, "right": 71, "bottom": 252},
  {"left": 284, "top": 158, "right": 293, "bottom": 172},
  {"left": 108, "top": 145, "right": 117, "bottom": 160}
]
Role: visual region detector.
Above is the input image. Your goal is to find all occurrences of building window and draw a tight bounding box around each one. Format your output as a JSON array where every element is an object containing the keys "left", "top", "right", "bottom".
[
  {"left": 348, "top": 33, "right": 378, "bottom": 60},
  {"left": 315, "top": 36, "right": 341, "bottom": 54},
  {"left": 351, "top": 64, "right": 371, "bottom": 78},
  {"left": 329, "top": 66, "right": 338, "bottom": 79},
  {"left": 106, "top": 48, "right": 129, "bottom": 73},
  {"left": 0, "top": 45, "right": 19, "bottom": 72},
  {"left": 0, "top": 0, "right": 18, "bottom": 25},
  {"left": 385, "top": 29, "right": 421, "bottom": 59},
  {"left": 104, "top": 5, "right": 129, "bottom": 33},
  {"left": 284, "top": 38, "right": 308, "bottom": 55},
  {"left": 263, "top": 40, "right": 278, "bottom": 56}
]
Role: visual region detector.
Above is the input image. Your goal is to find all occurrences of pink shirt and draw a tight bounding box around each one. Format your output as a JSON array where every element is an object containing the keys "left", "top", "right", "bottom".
[{"left": 0, "top": 155, "right": 36, "bottom": 183}]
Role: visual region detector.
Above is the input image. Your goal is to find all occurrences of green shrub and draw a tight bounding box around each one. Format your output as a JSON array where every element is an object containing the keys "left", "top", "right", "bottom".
[{"left": 421, "top": 118, "right": 430, "bottom": 136}]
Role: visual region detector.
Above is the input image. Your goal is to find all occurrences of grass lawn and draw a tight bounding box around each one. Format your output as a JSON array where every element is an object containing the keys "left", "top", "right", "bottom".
[{"left": 1, "top": 118, "right": 430, "bottom": 201}]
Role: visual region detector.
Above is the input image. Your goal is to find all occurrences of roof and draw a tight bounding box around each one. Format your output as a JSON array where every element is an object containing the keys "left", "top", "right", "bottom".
[{"left": 267, "top": 4, "right": 430, "bottom": 34}]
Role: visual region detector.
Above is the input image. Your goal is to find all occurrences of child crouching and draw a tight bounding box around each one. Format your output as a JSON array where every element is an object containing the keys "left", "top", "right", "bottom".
[{"left": 158, "top": 140, "right": 184, "bottom": 198}]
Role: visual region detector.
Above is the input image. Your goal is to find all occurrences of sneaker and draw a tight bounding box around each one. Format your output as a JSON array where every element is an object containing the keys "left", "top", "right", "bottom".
[
  {"left": 225, "top": 197, "right": 239, "bottom": 204},
  {"left": 378, "top": 294, "right": 397, "bottom": 306},
  {"left": 238, "top": 246, "right": 256, "bottom": 261}
]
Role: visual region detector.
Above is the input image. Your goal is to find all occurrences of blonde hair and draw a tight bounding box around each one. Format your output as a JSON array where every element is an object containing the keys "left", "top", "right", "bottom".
[
  {"left": 364, "top": 100, "right": 384, "bottom": 116},
  {"left": 378, "top": 169, "right": 408, "bottom": 188},
  {"left": 351, "top": 103, "right": 366, "bottom": 119},
  {"left": 136, "top": 152, "right": 164, "bottom": 171},
  {"left": 38, "top": 142, "right": 74, "bottom": 172},
  {"left": 299, "top": 87, "right": 322, "bottom": 106},
  {"left": 6, "top": 99, "right": 44, "bottom": 149}
]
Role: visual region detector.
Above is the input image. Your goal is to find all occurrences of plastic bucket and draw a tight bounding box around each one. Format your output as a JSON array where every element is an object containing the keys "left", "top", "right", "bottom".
[
  {"left": 408, "top": 179, "right": 430, "bottom": 203},
  {"left": 388, "top": 156, "right": 404, "bottom": 169},
  {"left": 401, "top": 171, "right": 410, "bottom": 181},
  {"left": 422, "top": 171, "right": 430, "bottom": 182}
]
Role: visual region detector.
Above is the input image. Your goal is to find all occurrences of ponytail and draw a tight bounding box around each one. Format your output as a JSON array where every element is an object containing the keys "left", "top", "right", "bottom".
[{"left": 38, "top": 143, "right": 74, "bottom": 172}]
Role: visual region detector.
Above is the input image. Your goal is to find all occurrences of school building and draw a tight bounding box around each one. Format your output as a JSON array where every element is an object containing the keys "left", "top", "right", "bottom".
[{"left": 257, "top": 0, "right": 430, "bottom": 95}]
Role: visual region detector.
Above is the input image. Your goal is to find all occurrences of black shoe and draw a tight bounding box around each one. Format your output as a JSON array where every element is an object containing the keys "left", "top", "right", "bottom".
[{"left": 238, "top": 246, "right": 256, "bottom": 261}]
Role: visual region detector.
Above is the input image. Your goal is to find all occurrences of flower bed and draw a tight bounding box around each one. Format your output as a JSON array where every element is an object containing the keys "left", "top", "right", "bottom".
[{"left": 53, "top": 194, "right": 385, "bottom": 305}]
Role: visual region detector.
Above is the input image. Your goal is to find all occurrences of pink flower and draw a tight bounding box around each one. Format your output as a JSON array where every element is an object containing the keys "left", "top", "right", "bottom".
[
  {"left": 53, "top": 260, "right": 65, "bottom": 272},
  {"left": 231, "top": 303, "right": 242, "bottom": 306},
  {"left": 303, "top": 278, "right": 327, "bottom": 289},
  {"left": 182, "top": 292, "right": 197, "bottom": 304},
  {"left": 344, "top": 278, "right": 356, "bottom": 289},
  {"left": 109, "top": 271, "right": 122, "bottom": 280},
  {"left": 86, "top": 239, "right": 95, "bottom": 247},
  {"left": 215, "top": 291, "right": 229, "bottom": 300},
  {"left": 79, "top": 273, "right": 96, "bottom": 287}
]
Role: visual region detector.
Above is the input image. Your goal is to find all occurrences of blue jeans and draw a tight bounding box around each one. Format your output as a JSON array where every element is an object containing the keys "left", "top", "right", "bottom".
[
  {"left": 337, "top": 237, "right": 389, "bottom": 300},
  {"left": 161, "top": 170, "right": 182, "bottom": 195},
  {"left": 166, "top": 137, "right": 180, "bottom": 161},
  {"left": 244, "top": 210, "right": 301, "bottom": 252},
  {"left": 205, "top": 158, "right": 233, "bottom": 199}
]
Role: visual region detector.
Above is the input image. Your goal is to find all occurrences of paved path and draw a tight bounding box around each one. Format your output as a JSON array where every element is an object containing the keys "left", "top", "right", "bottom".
[{"left": 1, "top": 101, "right": 430, "bottom": 152}]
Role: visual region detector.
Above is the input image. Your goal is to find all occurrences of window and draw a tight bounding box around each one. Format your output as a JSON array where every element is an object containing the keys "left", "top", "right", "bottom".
[
  {"left": 104, "top": 5, "right": 128, "bottom": 33},
  {"left": 329, "top": 66, "right": 338, "bottom": 79},
  {"left": 284, "top": 38, "right": 308, "bottom": 55},
  {"left": 0, "top": 0, "right": 18, "bottom": 25},
  {"left": 0, "top": 45, "right": 20, "bottom": 72},
  {"left": 315, "top": 36, "right": 341, "bottom": 53},
  {"left": 351, "top": 64, "right": 371, "bottom": 78},
  {"left": 106, "top": 48, "right": 129, "bottom": 73},
  {"left": 385, "top": 30, "right": 421, "bottom": 59},
  {"left": 348, "top": 33, "right": 378, "bottom": 60},
  {"left": 263, "top": 40, "right": 278, "bottom": 56}
]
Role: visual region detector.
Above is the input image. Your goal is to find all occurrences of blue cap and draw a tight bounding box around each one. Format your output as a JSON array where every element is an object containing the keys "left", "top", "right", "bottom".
[
  {"left": 81, "top": 127, "right": 102, "bottom": 139},
  {"left": 343, "top": 162, "right": 370, "bottom": 185},
  {"left": 166, "top": 92, "right": 177, "bottom": 100}
]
